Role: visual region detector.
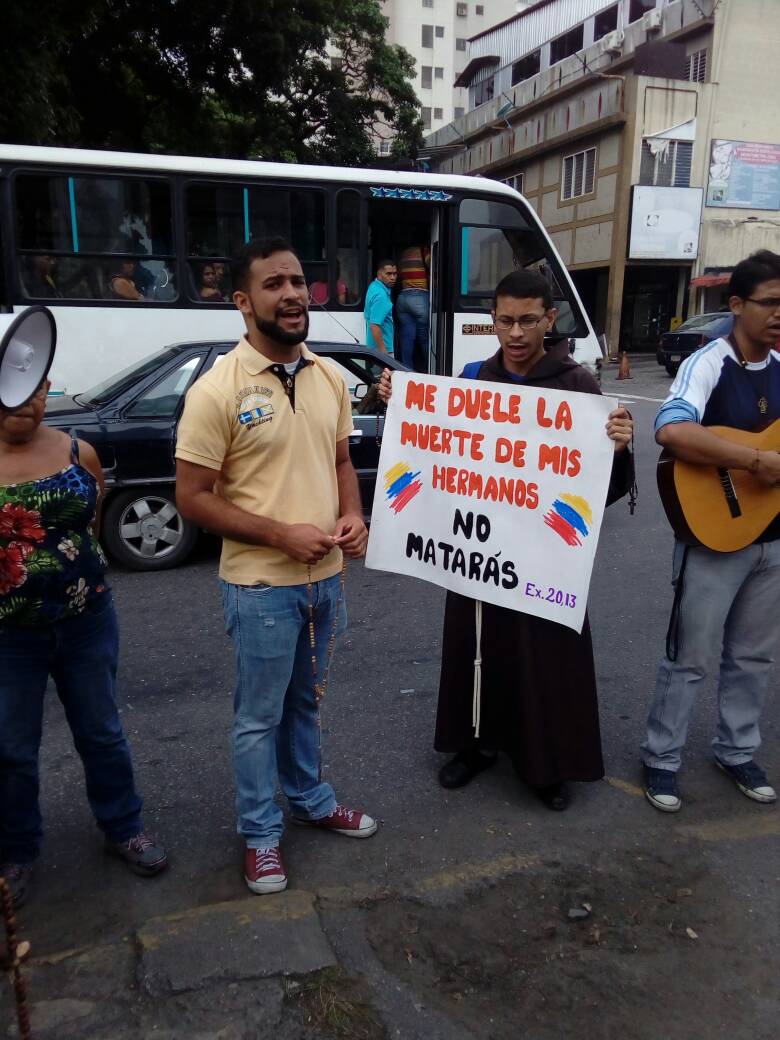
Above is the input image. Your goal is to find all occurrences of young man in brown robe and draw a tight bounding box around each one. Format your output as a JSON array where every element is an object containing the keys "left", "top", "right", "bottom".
[{"left": 378, "top": 270, "right": 634, "bottom": 810}]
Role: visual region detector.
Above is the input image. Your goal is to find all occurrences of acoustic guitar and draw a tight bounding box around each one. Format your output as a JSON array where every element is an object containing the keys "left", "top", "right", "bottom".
[{"left": 657, "top": 419, "right": 780, "bottom": 552}]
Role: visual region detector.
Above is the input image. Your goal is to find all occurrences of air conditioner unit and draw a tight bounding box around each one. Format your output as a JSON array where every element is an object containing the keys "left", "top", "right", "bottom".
[
  {"left": 604, "top": 29, "right": 625, "bottom": 54},
  {"left": 643, "top": 8, "right": 663, "bottom": 32}
]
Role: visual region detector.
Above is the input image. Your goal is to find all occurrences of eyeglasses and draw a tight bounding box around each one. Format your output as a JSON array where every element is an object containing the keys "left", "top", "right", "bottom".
[
  {"left": 493, "top": 314, "right": 548, "bottom": 331},
  {"left": 745, "top": 297, "right": 780, "bottom": 310}
]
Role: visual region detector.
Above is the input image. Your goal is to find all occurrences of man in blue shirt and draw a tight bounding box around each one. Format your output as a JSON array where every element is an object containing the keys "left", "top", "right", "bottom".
[
  {"left": 642, "top": 250, "right": 780, "bottom": 813},
  {"left": 364, "top": 260, "right": 397, "bottom": 354}
]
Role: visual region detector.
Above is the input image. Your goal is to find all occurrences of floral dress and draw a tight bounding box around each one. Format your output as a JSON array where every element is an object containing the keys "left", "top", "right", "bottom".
[{"left": 0, "top": 438, "right": 108, "bottom": 625}]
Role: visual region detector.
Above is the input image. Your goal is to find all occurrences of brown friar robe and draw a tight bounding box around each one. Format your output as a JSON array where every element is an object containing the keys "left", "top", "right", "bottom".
[{"left": 434, "top": 344, "right": 635, "bottom": 788}]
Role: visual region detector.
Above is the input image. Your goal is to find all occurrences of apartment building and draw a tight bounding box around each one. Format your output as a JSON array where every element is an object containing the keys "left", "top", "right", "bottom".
[
  {"left": 375, "top": 0, "right": 520, "bottom": 151},
  {"left": 423, "top": 0, "right": 780, "bottom": 353}
]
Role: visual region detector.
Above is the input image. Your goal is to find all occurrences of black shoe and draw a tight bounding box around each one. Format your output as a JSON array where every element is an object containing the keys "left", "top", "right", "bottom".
[
  {"left": 535, "top": 782, "right": 570, "bottom": 811},
  {"left": 439, "top": 748, "right": 498, "bottom": 789}
]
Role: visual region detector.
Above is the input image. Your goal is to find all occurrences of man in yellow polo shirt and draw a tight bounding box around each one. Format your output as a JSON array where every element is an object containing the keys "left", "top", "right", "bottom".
[{"left": 176, "top": 237, "right": 376, "bottom": 896}]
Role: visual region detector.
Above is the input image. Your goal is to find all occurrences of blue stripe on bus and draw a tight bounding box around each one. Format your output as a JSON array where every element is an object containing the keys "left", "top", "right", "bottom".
[
  {"left": 68, "top": 177, "right": 79, "bottom": 253},
  {"left": 461, "top": 227, "right": 469, "bottom": 296},
  {"left": 243, "top": 187, "right": 250, "bottom": 244}
]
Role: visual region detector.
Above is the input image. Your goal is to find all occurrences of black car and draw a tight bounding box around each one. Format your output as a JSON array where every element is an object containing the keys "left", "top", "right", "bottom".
[
  {"left": 656, "top": 312, "right": 734, "bottom": 376},
  {"left": 45, "top": 341, "right": 406, "bottom": 570}
]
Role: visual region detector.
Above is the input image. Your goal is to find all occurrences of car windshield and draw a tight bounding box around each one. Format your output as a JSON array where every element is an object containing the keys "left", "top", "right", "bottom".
[
  {"left": 75, "top": 347, "right": 185, "bottom": 407},
  {"left": 675, "top": 313, "right": 729, "bottom": 332}
]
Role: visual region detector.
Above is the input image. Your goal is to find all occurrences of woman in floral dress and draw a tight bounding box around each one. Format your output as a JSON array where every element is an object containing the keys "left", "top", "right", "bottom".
[{"left": 0, "top": 380, "right": 167, "bottom": 907}]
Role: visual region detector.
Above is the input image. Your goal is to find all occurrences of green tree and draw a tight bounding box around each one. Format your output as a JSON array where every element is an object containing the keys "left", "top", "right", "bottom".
[{"left": 0, "top": 0, "right": 423, "bottom": 164}]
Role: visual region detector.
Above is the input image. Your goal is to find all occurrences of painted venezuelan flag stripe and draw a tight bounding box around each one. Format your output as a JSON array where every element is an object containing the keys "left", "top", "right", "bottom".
[
  {"left": 384, "top": 461, "right": 422, "bottom": 515},
  {"left": 543, "top": 492, "right": 592, "bottom": 547}
]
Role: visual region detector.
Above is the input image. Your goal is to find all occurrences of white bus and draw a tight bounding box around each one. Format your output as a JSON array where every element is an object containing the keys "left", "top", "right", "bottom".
[{"left": 0, "top": 145, "right": 602, "bottom": 392}]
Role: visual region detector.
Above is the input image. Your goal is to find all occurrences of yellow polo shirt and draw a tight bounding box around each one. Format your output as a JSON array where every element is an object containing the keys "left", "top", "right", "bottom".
[{"left": 175, "top": 337, "right": 354, "bottom": 586}]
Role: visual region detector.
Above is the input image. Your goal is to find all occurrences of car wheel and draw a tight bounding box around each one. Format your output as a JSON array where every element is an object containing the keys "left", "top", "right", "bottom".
[
  {"left": 665, "top": 362, "right": 680, "bottom": 377},
  {"left": 102, "top": 488, "right": 198, "bottom": 571}
]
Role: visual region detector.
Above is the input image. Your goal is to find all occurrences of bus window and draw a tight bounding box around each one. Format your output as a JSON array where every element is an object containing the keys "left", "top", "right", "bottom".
[
  {"left": 186, "top": 183, "right": 244, "bottom": 257},
  {"left": 14, "top": 173, "right": 177, "bottom": 302},
  {"left": 336, "top": 191, "right": 362, "bottom": 306},
  {"left": 184, "top": 183, "right": 326, "bottom": 302},
  {"left": 458, "top": 198, "right": 581, "bottom": 336}
]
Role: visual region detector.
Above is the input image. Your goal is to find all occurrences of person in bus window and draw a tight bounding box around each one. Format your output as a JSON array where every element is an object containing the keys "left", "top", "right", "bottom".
[
  {"left": 24, "top": 255, "right": 62, "bottom": 299},
  {"left": 213, "top": 262, "right": 230, "bottom": 298},
  {"left": 199, "top": 263, "right": 224, "bottom": 301},
  {"left": 107, "top": 260, "right": 144, "bottom": 301},
  {"left": 310, "top": 260, "right": 348, "bottom": 307}
]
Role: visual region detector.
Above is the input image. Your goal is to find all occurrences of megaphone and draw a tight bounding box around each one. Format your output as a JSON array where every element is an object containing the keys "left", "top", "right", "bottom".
[{"left": 0, "top": 306, "right": 56, "bottom": 411}]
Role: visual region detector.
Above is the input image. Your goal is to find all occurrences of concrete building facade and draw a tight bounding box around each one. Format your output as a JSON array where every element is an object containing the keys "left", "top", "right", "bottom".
[
  {"left": 423, "top": 0, "right": 780, "bottom": 354},
  {"left": 376, "top": 0, "right": 520, "bottom": 150}
]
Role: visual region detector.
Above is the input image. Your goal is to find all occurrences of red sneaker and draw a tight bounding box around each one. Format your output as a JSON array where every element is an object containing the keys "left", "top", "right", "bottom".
[
  {"left": 293, "top": 804, "right": 378, "bottom": 838},
  {"left": 244, "top": 846, "right": 287, "bottom": 894}
]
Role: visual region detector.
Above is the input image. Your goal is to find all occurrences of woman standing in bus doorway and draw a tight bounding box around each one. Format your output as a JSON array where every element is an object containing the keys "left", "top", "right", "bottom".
[
  {"left": 396, "top": 244, "right": 431, "bottom": 371},
  {"left": 0, "top": 382, "right": 167, "bottom": 907}
]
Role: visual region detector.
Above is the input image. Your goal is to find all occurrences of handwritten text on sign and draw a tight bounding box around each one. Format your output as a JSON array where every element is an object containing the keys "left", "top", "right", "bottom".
[{"left": 365, "top": 373, "right": 616, "bottom": 632}]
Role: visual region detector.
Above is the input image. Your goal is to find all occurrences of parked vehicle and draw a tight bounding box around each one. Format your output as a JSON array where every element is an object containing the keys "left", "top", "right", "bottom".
[
  {"left": 0, "top": 143, "right": 603, "bottom": 394},
  {"left": 44, "top": 341, "right": 406, "bottom": 571},
  {"left": 656, "top": 312, "right": 734, "bottom": 376}
]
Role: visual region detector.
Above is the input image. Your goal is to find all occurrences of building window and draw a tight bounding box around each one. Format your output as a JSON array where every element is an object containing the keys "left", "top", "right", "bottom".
[
  {"left": 457, "top": 3, "right": 468, "bottom": 16},
  {"left": 435, "top": 25, "right": 445, "bottom": 38},
  {"left": 511, "top": 50, "right": 541, "bottom": 85},
  {"left": 422, "top": 25, "right": 433, "bottom": 47},
  {"left": 550, "top": 24, "right": 584, "bottom": 65},
  {"left": 504, "top": 173, "right": 524, "bottom": 195},
  {"left": 435, "top": 66, "right": 444, "bottom": 79},
  {"left": 476, "top": 4, "right": 484, "bottom": 13},
  {"left": 685, "top": 49, "right": 707, "bottom": 82},
  {"left": 561, "top": 147, "right": 597, "bottom": 200},
  {"left": 422, "top": 0, "right": 433, "bottom": 6},
  {"left": 639, "top": 139, "right": 693, "bottom": 187},
  {"left": 456, "top": 38, "right": 467, "bottom": 51},
  {"left": 454, "top": 106, "right": 465, "bottom": 119},
  {"left": 473, "top": 77, "right": 495, "bottom": 106},
  {"left": 378, "top": 140, "right": 392, "bottom": 156},
  {"left": 628, "top": 0, "right": 655, "bottom": 22},
  {"left": 421, "top": 107, "right": 432, "bottom": 130},
  {"left": 593, "top": 4, "right": 618, "bottom": 41},
  {"left": 330, "top": 56, "right": 342, "bottom": 72},
  {"left": 434, "top": 107, "right": 443, "bottom": 119},
  {"left": 421, "top": 66, "right": 432, "bottom": 88}
]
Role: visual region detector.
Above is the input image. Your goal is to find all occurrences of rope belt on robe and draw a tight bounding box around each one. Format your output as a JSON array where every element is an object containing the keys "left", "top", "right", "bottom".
[{"left": 472, "top": 599, "right": 483, "bottom": 737}]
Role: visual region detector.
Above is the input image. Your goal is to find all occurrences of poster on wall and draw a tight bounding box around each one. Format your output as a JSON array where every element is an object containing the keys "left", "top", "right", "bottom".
[
  {"left": 706, "top": 139, "right": 780, "bottom": 210},
  {"left": 628, "top": 186, "right": 703, "bottom": 260},
  {"left": 365, "top": 373, "right": 616, "bottom": 634}
]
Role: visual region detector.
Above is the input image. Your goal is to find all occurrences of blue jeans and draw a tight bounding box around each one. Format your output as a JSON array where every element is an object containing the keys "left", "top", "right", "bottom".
[
  {"left": 396, "top": 289, "right": 430, "bottom": 369},
  {"left": 221, "top": 575, "right": 346, "bottom": 849},
  {"left": 641, "top": 540, "right": 780, "bottom": 771},
  {"left": 0, "top": 594, "right": 144, "bottom": 863}
]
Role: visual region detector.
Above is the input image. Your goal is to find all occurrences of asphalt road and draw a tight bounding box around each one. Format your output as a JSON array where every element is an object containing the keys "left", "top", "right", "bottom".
[{"left": 7, "top": 355, "right": 778, "bottom": 1038}]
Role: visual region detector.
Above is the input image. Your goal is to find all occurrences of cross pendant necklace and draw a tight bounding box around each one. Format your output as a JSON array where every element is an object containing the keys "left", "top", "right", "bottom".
[{"left": 728, "top": 335, "right": 771, "bottom": 416}]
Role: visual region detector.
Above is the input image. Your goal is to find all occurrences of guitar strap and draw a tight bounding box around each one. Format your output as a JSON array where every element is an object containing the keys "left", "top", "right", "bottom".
[{"left": 665, "top": 546, "right": 690, "bottom": 662}]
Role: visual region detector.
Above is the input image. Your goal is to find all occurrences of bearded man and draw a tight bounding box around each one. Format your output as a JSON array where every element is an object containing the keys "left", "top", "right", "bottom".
[{"left": 176, "top": 238, "right": 376, "bottom": 895}]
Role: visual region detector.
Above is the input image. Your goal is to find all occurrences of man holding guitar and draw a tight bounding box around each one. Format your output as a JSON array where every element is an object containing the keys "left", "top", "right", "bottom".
[{"left": 642, "top": 250, "right": 780, "bottom": 812}]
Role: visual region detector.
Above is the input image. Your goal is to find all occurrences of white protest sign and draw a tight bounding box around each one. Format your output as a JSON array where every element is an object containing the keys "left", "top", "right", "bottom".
[{"left": 365, "top": 372, "right": 617, "bottom": 632}]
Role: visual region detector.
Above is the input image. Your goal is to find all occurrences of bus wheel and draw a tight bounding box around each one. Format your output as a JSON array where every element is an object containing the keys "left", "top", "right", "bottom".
[{"left": 102, "top": 488, "right": 198, "bottom": 571}]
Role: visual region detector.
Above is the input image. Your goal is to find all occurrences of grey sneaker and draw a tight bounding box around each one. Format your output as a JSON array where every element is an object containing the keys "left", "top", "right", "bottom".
[
  {"left": 715, "top": 759, "right": 777, "bottom": 804},
  {"left": 643, "top": 765, "right": 682, "bottom": 812},
  {"left": 0, "top": 862, "right": 35, "bottom": 907},
  {"left": 107, "top": 833, "right": 168, "bottom": 876}
]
